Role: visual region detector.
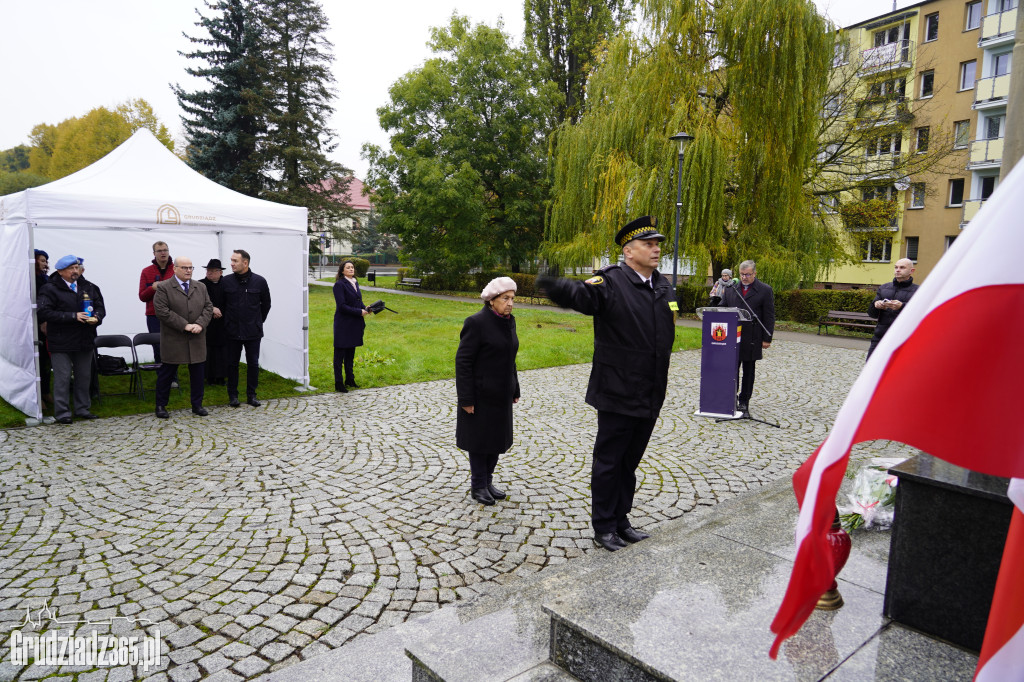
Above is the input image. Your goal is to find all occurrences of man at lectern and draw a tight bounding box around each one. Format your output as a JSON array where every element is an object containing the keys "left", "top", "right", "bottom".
[{"left": 721, "top": 260, "right": 774, "bottom": 413}]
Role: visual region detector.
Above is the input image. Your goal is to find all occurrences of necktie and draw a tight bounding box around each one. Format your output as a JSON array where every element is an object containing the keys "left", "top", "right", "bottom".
[
  {"left": 70, "top": 282, "right": 77, "bottom": 292},
  {"left": 183, "top": 281, "right": 189, "bottom": 294},
  {"left": 743, "top": 286, "right": 749, "bottom": 297}
]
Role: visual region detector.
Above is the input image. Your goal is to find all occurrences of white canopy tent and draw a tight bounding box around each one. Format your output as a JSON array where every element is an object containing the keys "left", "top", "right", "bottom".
[{"left": 0, "top": 129, "right": 310, "bottom": 420}]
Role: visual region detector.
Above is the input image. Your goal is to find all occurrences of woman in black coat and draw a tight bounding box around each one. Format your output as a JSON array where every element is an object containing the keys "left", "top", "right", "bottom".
[
  {"left": 333, "top": 261, "right": 369, "bottom": 392},
  {"left": 456, "top": 277, "right": 520, "bottom": 506}
]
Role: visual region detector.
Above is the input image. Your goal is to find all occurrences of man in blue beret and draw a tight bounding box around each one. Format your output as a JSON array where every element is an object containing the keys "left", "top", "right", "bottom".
[
  {"left": 538, "top": 216, "right": 676, "bottom": 551},
  {"left": 37, "top": 254, "right": 105, "bottom": 423}
]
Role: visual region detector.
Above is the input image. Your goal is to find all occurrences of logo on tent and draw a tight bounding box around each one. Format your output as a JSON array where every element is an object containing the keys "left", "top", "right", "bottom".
[{"left": 156, "top": 204, "right": 180, "bottom": 225}]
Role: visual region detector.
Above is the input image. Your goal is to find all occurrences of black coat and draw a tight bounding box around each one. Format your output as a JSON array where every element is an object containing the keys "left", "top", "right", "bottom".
[
  {"left": 200, "top": 277, "right": 227, "bottom": 346},
  {"left": 539, "top": 264, "right": 675, "bottom": 419},
  {"left": 721, "top": 278, "right": 775, "bottom": 362},
  {"left": 868, "top": 277, "right": 919, "bottom": 342},
  {"left": 455, "top": 306, "right": 520, "bottom": 454},
  {"left": 37, "top": 272, "right": 106, "bottom": 353},
  {"left": 221, "top": 270, "right": 271, "bottom": 341},
  {"left": 333, "top": 278, "right": 366, "bottom": 348}
]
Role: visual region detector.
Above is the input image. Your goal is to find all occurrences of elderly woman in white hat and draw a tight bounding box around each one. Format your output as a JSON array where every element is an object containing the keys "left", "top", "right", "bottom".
[{"left": 455, "top": 276, "right": 521, "bottom": 505}]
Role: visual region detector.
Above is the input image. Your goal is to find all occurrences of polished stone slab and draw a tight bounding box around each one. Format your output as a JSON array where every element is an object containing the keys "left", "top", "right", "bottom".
[
  {"left": 544, "top": 529, "right": 887, "bottom": 681},
  {"left": 826, "top": 622, "right": 977, "bottom": 681}
]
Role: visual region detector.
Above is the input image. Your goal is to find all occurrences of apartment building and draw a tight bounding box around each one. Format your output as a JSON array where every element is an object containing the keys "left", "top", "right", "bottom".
[{"left": 821, "top": 0, "right": 1017, "bottom": 287}]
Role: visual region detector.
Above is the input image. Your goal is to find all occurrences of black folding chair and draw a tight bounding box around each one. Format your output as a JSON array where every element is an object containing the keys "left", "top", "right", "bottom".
[
  {"left": 132, "top": 332, "right": 166, "bottom": 396},
  {"left": 94, "top": 335, "right": 142, "bottom": 399}
]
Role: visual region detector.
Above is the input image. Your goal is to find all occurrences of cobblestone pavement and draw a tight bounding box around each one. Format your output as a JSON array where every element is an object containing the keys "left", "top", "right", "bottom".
[{"left": 0, "top": 340, "right": 911, "bottom": 681}]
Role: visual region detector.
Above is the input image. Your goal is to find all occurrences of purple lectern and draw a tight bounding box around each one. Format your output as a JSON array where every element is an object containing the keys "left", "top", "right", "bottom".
[{"left": 694, "top": 307, "right": 750, "bottom": 418}]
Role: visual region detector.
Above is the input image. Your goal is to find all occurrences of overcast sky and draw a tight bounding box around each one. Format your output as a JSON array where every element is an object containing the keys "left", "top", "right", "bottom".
[{"left": 0, "top": 0, "right": 901, "bottom": 180}]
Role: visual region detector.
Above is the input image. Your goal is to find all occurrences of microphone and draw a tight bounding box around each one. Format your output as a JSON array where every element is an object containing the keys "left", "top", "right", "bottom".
[{"left": 728, "top": 278, "right": 739, "bottom": 288}]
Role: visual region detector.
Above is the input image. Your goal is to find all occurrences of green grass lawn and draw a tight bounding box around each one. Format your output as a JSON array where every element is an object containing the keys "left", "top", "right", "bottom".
[{"left": 0, "top": 289, "right": 702, "bottom": 428}]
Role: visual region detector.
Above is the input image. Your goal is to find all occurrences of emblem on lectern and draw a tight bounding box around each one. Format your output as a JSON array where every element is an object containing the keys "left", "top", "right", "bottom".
[{"left": 711, "top": 322, "right": 728, "bottom": 342}]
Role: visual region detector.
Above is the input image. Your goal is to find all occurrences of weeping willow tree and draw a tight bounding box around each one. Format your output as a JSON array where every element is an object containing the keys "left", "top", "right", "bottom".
[{"left": 545, "top": 0, "right": 841, "bottom": 290}]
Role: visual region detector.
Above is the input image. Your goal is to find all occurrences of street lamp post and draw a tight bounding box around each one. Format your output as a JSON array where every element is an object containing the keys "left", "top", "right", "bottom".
[{"left": 669, "top": 132, "right": 695, "bottom": 289}]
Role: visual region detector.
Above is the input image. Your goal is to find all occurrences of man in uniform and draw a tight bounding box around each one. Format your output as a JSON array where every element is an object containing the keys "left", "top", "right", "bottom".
[
  {"left": 866, "top": 257, "right": 918, "bottom": 359},
  {"left": 538, "top": 216, "right": 676, "bottom": 552},
  {"left": 721, "top": 260, "right": 774, "bottom": 413}
]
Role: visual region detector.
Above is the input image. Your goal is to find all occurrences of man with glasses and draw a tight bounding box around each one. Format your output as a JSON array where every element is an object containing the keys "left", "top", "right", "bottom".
[
  {"left": 153, "top": 257, "right": 214, "bottom": 418},
  {"left": 721, "top": 260, "right": 775, "bottom": 413},
  {"left": 139, "top": 241, "right": 179, "bottom": 385}
]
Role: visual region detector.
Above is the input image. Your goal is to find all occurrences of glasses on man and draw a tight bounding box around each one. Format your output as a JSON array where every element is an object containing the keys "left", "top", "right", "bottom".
[{"left": 177, "top": 266, "right": 195, "bottom": 271}]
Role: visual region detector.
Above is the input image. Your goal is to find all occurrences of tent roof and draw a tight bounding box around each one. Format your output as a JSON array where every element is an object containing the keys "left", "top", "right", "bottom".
[{"left": 4, "top": 129, "right": 306, "bottom": 233}]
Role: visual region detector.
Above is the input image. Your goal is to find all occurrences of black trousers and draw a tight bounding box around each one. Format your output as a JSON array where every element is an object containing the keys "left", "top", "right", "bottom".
[
  {"left": 156, "top": 362, "right": 205, "bottom": 409},
  {"left": 147, "top": 315, "right": 177, "bottom": 380},
  {"left": 737, "top": 359, "right": 757, "bottom": 403},
  {"left": 333, "top": 347, "right": 355, "bottom": 389},
  {"left": 591, "top": 410, "right": 658, "bottom": 534},
  {"left": 226, "top": 339, "right": 261, "bottom": 399},
  {"left": 468, "top": 452, "right": 499, "bottom": 490}
]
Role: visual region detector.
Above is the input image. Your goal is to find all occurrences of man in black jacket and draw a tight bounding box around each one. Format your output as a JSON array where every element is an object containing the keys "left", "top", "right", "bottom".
[
  {"left": 221, "top": 249, "right": 272, "bottom": 407},
  {"left": 538, "top": 216, "right": 676, "bottom": 552},
  {"left": 867, "top": 258, "right": 919, "bottom": 359},
  {"left": 37, "top": 255, "right": 105, "bottom": 424},
  {"left": 721, "top": 260, "right": 775, "bottom": 413}
]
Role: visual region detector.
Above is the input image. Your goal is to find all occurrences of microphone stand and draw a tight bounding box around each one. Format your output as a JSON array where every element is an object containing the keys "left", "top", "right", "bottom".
[{"left": 715, "top": 280, "right": 780, "bottom": 428}]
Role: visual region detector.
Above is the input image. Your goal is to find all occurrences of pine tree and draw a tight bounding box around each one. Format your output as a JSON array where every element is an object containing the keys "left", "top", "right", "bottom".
[
  {"left": 260, "top": 0, "right": 349, "bottom": 228},
  {"left": 173, "top": 0, "right": 270, "bottom": 197}
]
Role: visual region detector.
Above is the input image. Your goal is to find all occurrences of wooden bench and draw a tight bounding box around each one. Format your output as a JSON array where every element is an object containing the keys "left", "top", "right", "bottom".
[
  {"left": 396, "top": 277, "right": 422, "bottom": 289},
  {"left": 818, "top": 310, "right": 876, "bottom": 335}
]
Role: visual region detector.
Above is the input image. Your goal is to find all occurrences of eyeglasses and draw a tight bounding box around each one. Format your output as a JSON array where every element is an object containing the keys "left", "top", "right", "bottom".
[
  {"left": 177, "top": 266, "right": 194, "bottom": 271},
  {"left": 155, "top": 249, "right": 170, "bottom": 254},
  {"left": 739, "top": 272, "right": 755, "bottom": 278}
]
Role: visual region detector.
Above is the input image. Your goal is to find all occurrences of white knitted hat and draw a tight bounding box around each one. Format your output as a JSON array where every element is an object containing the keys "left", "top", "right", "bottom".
[{"left": 480, "top": 276, "right": 517, "bottom": 301}]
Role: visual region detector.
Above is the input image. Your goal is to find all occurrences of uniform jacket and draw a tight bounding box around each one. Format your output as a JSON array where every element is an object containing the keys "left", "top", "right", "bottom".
[
  {"left": 221, "top": 269, "right": 271, "bottom": 341},
  {"left": 154, "top": 278, "right": 214, "bottom": 365},
  {"left": 333, "top": 277, "right": 366, "bottom": 348},
  {"left": 37, "top": 272, "right": 106, "bottom": 353},
  {"left": 200, "top": 277, "right": 227, "bottom": 346},
  {"left": 868, "top": 277, "right": 918, "bottom": 341},
  {"left": 540, "top": 264, "right": 675, "bottom": 419},
  {"left": 721, "top": 278, "right": 775, "bottom": 362},
  {"left": 139, "top": 259, "right": 175, "bottom": 316},
  {"left": 455, "top": 305, "right": 520, "bottom": 453}
]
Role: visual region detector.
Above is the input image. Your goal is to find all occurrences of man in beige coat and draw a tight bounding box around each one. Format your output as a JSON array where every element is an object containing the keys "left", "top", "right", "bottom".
[{"left": 153, "top": 257, "right": 214, "bottom": 418}]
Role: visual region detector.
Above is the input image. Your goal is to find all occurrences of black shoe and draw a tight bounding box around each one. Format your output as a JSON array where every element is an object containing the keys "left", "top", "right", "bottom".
[
  {"left": 346, "top": 380, "right": 360, "bottom": 388},
  {"left": 246, "top": 397, "right": 261, "bottom": 407},
  {"left": 56, "top": 416, "right": 73, "bottom": 425},
  {"left": 75, "top": 412, "right": 99, "bottom": 420},
  {"left": 470, "top": 487, "right": 496, "bottom": 506},
  {"left": 155, "top": 406, "right": 170, "bottom": 419},
  {"left": 192, "top": 407, "right": 209, "bottom": 416},
  {"left": 737, "top": 400, "right": 749, "bottom": 413},
  {"left": 335, "top": 385, "right": 349, "bottom": 393},
  {"left": 487, "top": 484, "right": 506, "bottom": 500},
  {"left": 594, "top": 533, "right": 628, "bottom": 552},
  {"left": 618, "top": 527, "right": 650, "bottom": 543},
  {"left": 229, "top": 398, "right": 240, "bottom": 408}
]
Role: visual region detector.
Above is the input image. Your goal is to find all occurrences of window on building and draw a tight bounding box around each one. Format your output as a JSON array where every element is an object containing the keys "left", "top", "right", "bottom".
[
  {"left": 945, "top": 235, "right": 958, "bottom": 251},
  {"left": 910, "top": 183, "right": 926, "bottom": 208},
  {"left": 819, "top": 193, "right": 840, "bottom": 214},
  {"left": 980, "top": 175, "right": 998, "bottom": 199},
  {"left": 833, "top": 39, "right": 849, "bottom": 66},
  {"left": 997, "top": 0, "right": 1018, "bottom": 12},
  {"left": 916, "top": 127, "right": 930, "bottom": 152},
  {"left": 994, "top": 53, "right": 1012, "bottom": 77},
  {"left": 966, "top": 1, "right": 982, "bottom": 30},
  {"left": 948, "top": 178, "right": 965, "bottom": 206},
  {"left": 960, "top": 61, "right": 977, "bottom": 91},
  {"left": 925, "top": 13, "right": 940, "bottom": 41},
  {"left": 985, "top": 114, "right": 1005, "bottom": 139},
  {"left": 863, "top": 184, "right": 898, "bottom": 202},
  {"left": 954, "top": 120, "right": 971, "bottom": 148},
  {"left": 920, "top": 70, "right": 934, "bottom": 98},
  {"left": 905, "top": 236, "right": 920, "bottom": 261},
  {"left": 861, "top": 238, "right": 893, "bottom": 262},
  {"left": 866, "top": 134, "right": 902, "bottom": 157}
]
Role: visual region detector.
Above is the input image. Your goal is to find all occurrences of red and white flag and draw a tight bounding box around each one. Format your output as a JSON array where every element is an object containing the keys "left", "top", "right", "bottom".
[{"left": 768, "top": 159, "right": 1024, "bottom": 681}]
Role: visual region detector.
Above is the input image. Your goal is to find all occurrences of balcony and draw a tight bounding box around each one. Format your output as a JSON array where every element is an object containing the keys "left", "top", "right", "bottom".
[
  {"left": 961, "top": 199, "right": 984, "bottom": 227},
  {"left": 974, "top": 74, "right": 1011, "bottom": 109},
  {"left": 855, "top": 96, "right": 913, "bottom": 128},
  {"left": 980, "top": 6, "right": 1017, "bottom": 47},
  {"left": 968, "top": 137, "right": 1004, "bottom": 169},
  {"left": 861, "top": 154, "right": 903, "bottom": 177},
  {"left": 860, "top": 40, "right": 915, "bottom": 76}
]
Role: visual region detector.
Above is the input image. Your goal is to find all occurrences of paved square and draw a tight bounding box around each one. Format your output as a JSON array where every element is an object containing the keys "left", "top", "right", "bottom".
[{"left": 0, "top": 340, "right": 910, "bottom": 680}]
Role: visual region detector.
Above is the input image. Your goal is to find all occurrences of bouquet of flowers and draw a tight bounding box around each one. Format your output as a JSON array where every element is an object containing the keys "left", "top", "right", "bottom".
[{"left": 838, "top": 457, "right": 906, "bottom": 531}]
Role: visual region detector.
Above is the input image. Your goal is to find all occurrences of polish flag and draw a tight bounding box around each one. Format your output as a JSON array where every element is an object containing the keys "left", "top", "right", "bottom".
[{"left": 768, "top": 158, "right": 1024, "bottom": 682}]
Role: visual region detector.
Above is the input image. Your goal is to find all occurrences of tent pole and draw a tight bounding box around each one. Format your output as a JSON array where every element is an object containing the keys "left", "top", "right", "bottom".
[{"left": 296, "top": 230, "right": 314, "bottom": 392}]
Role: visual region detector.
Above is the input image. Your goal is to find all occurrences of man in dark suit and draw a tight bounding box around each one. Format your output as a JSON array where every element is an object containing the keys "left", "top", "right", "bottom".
[
  {"left": 866, "top": 258, "right": 918, "bottom": 359},
  {"left": 538, "top": 216, "right": 676, "bottom": 552},
  {"left": 721, "top": 259, "right": 775, "bottom": 413},
  {"left": 221, "top": 249, "right": 272, "bottom": 407}
]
